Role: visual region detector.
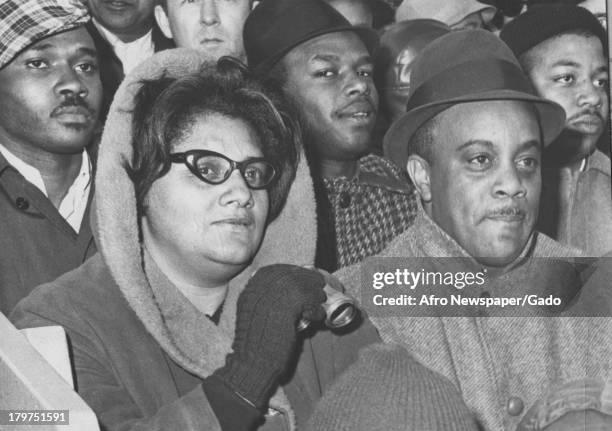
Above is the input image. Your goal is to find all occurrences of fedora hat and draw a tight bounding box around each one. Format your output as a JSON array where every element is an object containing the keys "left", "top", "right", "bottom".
[
  {"left": 244, "top": 0, "right": 379, "bottom": 76},
  {"left": 383, "top": 29, "right": 566, "bottom": 170}
]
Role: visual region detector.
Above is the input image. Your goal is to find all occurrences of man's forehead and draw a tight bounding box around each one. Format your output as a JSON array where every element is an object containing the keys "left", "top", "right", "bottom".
[
  {"left": 285, "top": 31, "right": 370, "bottom": 63},
  {"left": 531, "top": 33, "right": 606, "bottom": 67},
  {"left": 433, "top": 100, "right": 541, "bottom": 143}
]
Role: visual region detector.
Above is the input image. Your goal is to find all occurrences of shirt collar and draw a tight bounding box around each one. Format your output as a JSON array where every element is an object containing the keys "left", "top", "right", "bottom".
[{"left": 93, "top": 18, "right": 153, "bottom": 49}]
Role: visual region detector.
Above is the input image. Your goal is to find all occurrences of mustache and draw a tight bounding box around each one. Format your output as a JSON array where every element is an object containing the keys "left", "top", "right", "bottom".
[
  {"left": 336, "top": 95, "right": 377, "bottom": 113},
  {"left": 50, "top": 94, "right": 95, "bottom": 117},
  {"left": 485, "top": 206, "right": 526, "bottom": 218},
  {"left": 567, "top": 108, "right": 604, "bottom": 122}
]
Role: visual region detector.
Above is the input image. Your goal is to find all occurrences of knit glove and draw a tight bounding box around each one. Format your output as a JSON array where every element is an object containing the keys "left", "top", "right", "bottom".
[{"left": 213, "top": 264, "right": 327, "bottom": 410}]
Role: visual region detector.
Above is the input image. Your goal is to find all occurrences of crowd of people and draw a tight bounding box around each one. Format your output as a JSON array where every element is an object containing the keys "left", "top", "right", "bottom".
[{"left": 1, "top": 0, "right": 611, "bottom": 430}]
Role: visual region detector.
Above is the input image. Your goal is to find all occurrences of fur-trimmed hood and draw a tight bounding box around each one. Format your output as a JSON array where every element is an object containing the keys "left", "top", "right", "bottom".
[{"left": 92, "top": 48, "right": 317, "bottom": 420}]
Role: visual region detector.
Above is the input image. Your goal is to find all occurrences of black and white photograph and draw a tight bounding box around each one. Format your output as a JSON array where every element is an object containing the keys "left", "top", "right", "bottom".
[{"left": 1, "top": 0, "right": 611, "bottom": 430}]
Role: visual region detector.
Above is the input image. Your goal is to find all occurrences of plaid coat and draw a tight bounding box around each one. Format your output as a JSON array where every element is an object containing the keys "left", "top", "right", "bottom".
[{"left": 323, "top": 154, "right": 418, "bottom": 269}]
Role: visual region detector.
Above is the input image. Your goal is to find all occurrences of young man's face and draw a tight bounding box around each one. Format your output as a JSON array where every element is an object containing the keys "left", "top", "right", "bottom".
[
  {"left": 155, "top": 0, "right": 251, "bottom": 62},
  {"left": 87, "top": 0, "right": 156, "bottom": 40},
  {"left": 0, "top": 27, "right": 102, "bottom": 157},
  {"left": 282, "top": 31, "right": 378, "bottom": 163},
  {"left": 525, "top": 33, "right": 608, "bottom": 155},
  {"left": 411, "top": 100, "right": 542, "bottom": 268}
]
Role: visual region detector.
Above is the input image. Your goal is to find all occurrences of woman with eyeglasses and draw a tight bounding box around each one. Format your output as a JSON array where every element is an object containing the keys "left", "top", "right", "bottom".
[{"left": 10, "top": 50, "right": 380, "bottom": 431}]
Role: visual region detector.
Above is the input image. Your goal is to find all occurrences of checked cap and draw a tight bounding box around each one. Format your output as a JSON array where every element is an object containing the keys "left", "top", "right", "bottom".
[{"left": 0, "top": 0, "right": 89, "bottom": 70}]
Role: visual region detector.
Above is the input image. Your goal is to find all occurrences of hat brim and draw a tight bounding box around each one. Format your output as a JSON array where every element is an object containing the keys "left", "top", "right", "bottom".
[
  {"left": 253, "top": 24, "right": 379, "bottom": 76},
  {"left": 383, "top": 89, "right": 566, "bottom": 170}
]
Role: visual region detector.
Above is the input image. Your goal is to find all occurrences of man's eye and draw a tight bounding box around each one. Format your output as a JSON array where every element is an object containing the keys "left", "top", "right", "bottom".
[
  {"left": 467, "top": 155, "right": 491, "bottom": 170},
  {"left": 554, "top": 74, "right": 574, "bottom": 84},
  {"left": 76, "top": 62, "right": 97, "bottom": 73},
  {"left": 26, "top": 59, "right": 47, "bottom": 69},
  {"left": 469, "top": 155, "right": 489, "bottom": 165},
  {"left": 314, "top": 70, "right": 335, "bottom": 78},
  {"left": 358, "top": 69, "right": 373, "bottom": 78},
  {"left": 517, "top": 157, "right": 539, "bottom": 171},
  {"left": 594, "top": 77, "right": 609, "bottom": 88}
]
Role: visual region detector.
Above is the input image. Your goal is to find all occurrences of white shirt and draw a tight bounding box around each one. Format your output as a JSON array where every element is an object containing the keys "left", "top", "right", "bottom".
[
  {"left": 93, "top": 19, "right": 155, "bottom": 74},
  {"left": 0, "top": 144, "right": 91, "bottom": 233}
]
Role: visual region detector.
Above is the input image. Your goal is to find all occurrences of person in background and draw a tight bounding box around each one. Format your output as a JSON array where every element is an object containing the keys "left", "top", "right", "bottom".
[
  {"left": 154, "top": 0, "right": 252, "bottom": 63},
  {"left": 580, "top": 0, "right": 607, "bottom": 28},
  {"left": 395, "top": 0, "right": 497, "bottom": 30},
  {"left": 375, "top": 19, "right": 450, "bottom": 123},
  {"left": 501, "top": 4, "right": 612, "bottom": 255},
  {"left": 322, "top": 0, "right": 394, "bottom": 28},
  {"left": 84, "top": 0, "right": 173, "bottom": 117},
  {"left": 0, "top": 0, "right": 102, "bottom": 315},
  {"left": 11, "top": 51, "right": 380, "bottom": 430},
  {"left": 306, "top": 343, "right": 480, "bottom": 431},
  {"left": 244, "top": 0, "right": 419, "bottom": 271}
]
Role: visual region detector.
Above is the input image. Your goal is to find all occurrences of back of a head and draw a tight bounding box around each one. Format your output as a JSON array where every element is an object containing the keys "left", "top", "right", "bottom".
[
  {"left": 375, "top": 19, "right": 451, "bottom": 119},
  {"left": 395, "top": 0, "right": 496, "bottom": 27},
  {"left": 306, "top": 343, "right": 480, "bottom": 431}
]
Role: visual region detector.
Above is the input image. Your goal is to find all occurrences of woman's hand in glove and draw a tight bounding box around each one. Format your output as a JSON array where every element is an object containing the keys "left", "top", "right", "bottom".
[{"left": 213, "top": 264, "right": 327, "bottom": 410}]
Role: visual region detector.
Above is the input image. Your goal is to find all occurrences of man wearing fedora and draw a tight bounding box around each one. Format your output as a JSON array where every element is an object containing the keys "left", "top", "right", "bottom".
[
  {"left": 0, "top": 0, "right": 102, "bottom": 315},
  {"left": 244, "top": 0, "right": 418, "bottom": 271},
  {"left": 336, "top": 29, "right": 612, "bottom": 430},
  {"left": 501, "top": 5, "right": 612, "bottom": 256}
]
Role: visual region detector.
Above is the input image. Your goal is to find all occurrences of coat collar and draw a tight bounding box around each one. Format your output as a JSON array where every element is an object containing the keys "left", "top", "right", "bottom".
[{"left": 93, "top": 49, "right": 317, "bottom": 427}]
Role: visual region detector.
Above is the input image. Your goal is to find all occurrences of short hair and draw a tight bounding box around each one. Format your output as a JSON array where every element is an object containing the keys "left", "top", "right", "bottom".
[
  {"left": 519, "top": 28, "right": 604, "bottom": 74},
  {"left": 408, "top": 114, "right": 439, "bottom": 164},
  {"left": 127, "top": 57, "right": 300, "bottom": 223}
]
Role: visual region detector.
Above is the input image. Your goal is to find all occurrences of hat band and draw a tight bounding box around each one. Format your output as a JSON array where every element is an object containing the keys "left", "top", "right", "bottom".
[{"left": 406, "top": 59, "right": 535, "bottom": 112}]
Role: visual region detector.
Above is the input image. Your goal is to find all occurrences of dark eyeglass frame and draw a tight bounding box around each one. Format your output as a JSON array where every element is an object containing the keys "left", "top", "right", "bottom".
[{"left": 170, "top": 150, "right": 278, "bottom": 190}]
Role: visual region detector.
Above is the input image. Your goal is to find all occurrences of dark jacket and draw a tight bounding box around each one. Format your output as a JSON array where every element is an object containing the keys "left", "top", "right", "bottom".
[
  {"left": 0, "top": 152, "right": 95, "bottom": 315},
  {"left": 11, "top": 49, "right": 380, "bottom": 431},
  {"left": 538, "top": 148, "right": 612, "bottom": 256},
  {"left": 86, "top": 21, "right": 174, "bottom": 119}
]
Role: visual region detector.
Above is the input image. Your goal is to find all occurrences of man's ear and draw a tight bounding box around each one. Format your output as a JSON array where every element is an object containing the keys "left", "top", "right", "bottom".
[
  {"left": 154, "top": 5, "right": 174, "bottom": 40},
  {"left": 406, "top": 154, "right": 432, "bottom": 202}
]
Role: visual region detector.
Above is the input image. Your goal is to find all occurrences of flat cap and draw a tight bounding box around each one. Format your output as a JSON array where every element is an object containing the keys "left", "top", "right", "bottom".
[{"left": 0, "top": 0, "right": 89, "bottom": 70}]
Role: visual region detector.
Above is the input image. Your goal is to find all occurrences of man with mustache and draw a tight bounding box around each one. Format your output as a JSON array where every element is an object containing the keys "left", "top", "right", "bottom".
[
  {"left": 244, "top": 0, "right": 419, "bottom": 270},
  {"left": 501, "top": 5, "right": 612, "bottom": 256},
  {"left": 154, "top": 0, "right": 252, "bottom": 63},
  {"left": 0, "top": 0, "right": 102, "bottom": 315},
  {"left": 333, "top": 30, "right": 612, "bottom": 430}
]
